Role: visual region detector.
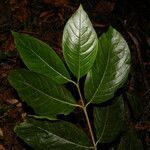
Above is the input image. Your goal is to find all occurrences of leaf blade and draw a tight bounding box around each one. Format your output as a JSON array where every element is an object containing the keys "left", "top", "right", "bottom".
[
  {"left": 15, "top": 118, "right": 92, "bottom": 150},
  {"left": 94, "top": 97, "right": 124, "bottom": 143},
  {"left": 8, "top": 69, "right": 76, "bottom": 119},
  {"left": 62, "top": 5, "right": 98, "bottom": 79},
  {"left": 12, "top": 32, "right": 71, "bottom": 84},
  {"left": 85, "top": 26, "right": 131, "bottom": 104}
]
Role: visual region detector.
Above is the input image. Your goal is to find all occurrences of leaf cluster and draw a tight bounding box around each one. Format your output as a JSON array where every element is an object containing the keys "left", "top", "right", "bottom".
[{"left": 8, "top": 5, "right": 143, "bottom": 150}]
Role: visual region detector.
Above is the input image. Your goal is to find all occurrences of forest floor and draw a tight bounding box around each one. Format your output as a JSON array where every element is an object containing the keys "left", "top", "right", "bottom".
[{"left": 0, "top": 0, "right": 150, "bottom": 150}]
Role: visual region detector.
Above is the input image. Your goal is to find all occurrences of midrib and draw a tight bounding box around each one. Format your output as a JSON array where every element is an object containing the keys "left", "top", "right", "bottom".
[
  {"left": 77, "top": 9, "right": 82, "bottom": 81},
  {"left": 89, "top": 38, "right": 111, "bottom": 103},
  {"left": 18, "top": 38, "right": 70, "bottom": 82}
]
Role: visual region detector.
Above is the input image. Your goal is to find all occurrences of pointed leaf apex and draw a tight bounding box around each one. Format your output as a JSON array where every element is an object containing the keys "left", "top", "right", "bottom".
[
  {"left": 63, "top": 3, "right": 98, "bottom": 79},
  {"left": 77, "top": 4, "right": 84, "bottom": 12},
  {"left": 79, "top": 4, "right": 83, "bottom": 9}
]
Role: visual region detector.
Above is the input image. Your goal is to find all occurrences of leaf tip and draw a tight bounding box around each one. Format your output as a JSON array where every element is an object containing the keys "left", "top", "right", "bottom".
[{"left": 78, "top": 4, "right": 84, "bottom": 11}]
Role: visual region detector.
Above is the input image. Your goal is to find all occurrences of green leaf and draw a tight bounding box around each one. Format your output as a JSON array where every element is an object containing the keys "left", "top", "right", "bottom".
[
  {"left": 84, "top": 26, "right": 131, "bottom": 104},
  {"left": 118, "top": 129, "right": 143, "bottom": 150},
  {"left": 8, "top": 69, "right": 76, "bottom": 119},
  {"left": 15, "top": 118, "right": 92, "bottom": 150},
  {"left": 62, "top": 5, "right": 98, "bottom": 80},
  {"left": 12, "top": 32, "right": 71, "bottom": 84},
  {"left": 94, "top": 96, "right": 124, "bottom": 143}
]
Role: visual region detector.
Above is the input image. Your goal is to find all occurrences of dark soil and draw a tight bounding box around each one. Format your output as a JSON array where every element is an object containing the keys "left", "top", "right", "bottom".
[{"left": 0, "top": 0, "right": 149, "bottom": 149}]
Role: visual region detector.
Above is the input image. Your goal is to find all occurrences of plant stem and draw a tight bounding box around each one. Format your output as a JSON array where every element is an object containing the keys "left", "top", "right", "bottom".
[
  {"left": 83, "top": 107, "right": 97, "bottom": 150},
  {"left": 75, "top": 83, "right": 97, "bottom": 150}
]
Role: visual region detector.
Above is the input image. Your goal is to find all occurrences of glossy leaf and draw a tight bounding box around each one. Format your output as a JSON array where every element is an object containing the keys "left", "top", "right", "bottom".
[
  {"left": 84, "top": 26, "right": 131, "bottom": 104},
  {"left": 15, "top": 118, "right": 92, "bottom": 150},
  {"left": 118, "top": 129, "right": 143, "bottom": 150},
  {"left": 62, "top": 5, "right": 98, "bottom": 79},
  {"left": 8, "top": 69, "right": 76, "bottom": 119},
  {"left": 94, "top": 96, "right": 124, "bottom": 143},
  {"left": 12, "top": 32, "right": 71, "bottom": 84}
]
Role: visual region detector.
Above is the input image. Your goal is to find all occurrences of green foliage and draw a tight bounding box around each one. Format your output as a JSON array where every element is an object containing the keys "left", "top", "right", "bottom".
[
  {"left": 12, "top": 31, "right": 71, "bottom": 84},
  {"left": 8, "top": 69, "right": 76, "bottom": 119},
  {"left": 15, "top": 118, "right": 92, "bottom": 150},
  {"left": 62, "top": 5, "right": 98, "bottom": 80},
  {"left": 84, "top": 26, "right": 130, "bottom": 104},
  {"left": 94, "top": 97, "right": 124, "bottom": 143},
  {"left": 8, "top": 4, "right": 143, "bottom": 150}
]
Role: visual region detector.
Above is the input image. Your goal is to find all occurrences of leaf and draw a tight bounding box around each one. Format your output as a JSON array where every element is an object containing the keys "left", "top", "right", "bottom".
[
  {"left": 62, "top": 5, "right": 98, "bottom": 80},
  {"left": 84, "top": 26, "right": 131, "bottom": 104},
  {"left": 8, "top": 69, "right": 76, "bottom": 119},
  {"left": 94, "top": 96, "right": 124, "bottom": 143},
  {"left": 118, "top": 129, "right": 143, "bottom": 150},
  {"left": 14, "top": 118, "right": 92, "bottom": 150},
  {"left": 12, "top": 32, "right": 71, "bottom": 84}
]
